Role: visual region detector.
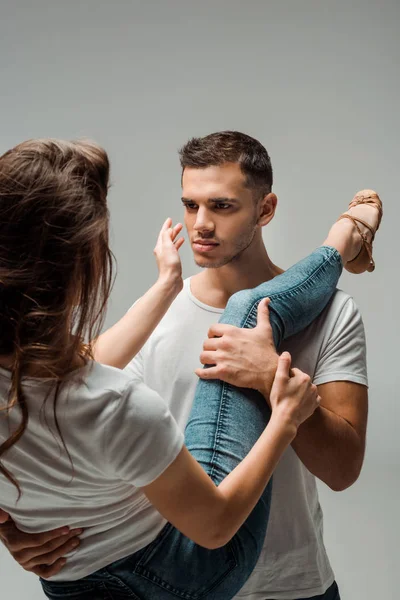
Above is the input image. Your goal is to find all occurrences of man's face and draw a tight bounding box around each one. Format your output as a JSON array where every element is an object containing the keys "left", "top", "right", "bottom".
[{"left": 181, "top": 163, "right": 262, "bottom": 268}]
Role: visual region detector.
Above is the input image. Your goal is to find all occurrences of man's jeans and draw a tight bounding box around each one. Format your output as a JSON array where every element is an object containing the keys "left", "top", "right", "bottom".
[
  {"left": 301, "top": 580, "right": 341, "bottom": 599},
  {"left": 42, "top": 247, "right": 343, "bottom": 600}
]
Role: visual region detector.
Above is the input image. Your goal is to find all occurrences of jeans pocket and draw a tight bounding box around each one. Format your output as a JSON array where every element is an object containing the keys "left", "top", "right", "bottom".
[
  {"left": 133, "top": 523, "right": 238, "bottom": 599},
  {"left": 40, "top": 579, "right": 100, "bottom": 599}
]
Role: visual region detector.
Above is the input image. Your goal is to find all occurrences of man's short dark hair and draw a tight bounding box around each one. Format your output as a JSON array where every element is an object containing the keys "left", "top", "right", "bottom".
[{"left": 179, "top": 131, "right": 273, "bottom": 197}]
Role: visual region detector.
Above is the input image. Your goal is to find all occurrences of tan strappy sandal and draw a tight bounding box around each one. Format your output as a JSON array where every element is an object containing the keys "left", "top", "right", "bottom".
[{"left": 337, "top": 189, "right": 383, "bottom": 274}]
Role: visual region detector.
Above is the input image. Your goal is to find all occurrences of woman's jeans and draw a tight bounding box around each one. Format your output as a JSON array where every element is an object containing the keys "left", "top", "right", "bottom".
[{"left": 41, "top": 247, "right": 342, "bottom": 600}]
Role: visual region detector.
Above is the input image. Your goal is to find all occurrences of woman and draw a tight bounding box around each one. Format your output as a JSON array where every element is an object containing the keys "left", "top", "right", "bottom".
[{"left": 0, "top": 139, "right": 382, "bottom": 600}]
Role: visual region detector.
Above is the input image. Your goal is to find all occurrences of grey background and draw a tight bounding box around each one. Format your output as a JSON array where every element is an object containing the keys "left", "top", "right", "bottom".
[{"left": 0, "top": 1, "right": 398, "bottom": 598}]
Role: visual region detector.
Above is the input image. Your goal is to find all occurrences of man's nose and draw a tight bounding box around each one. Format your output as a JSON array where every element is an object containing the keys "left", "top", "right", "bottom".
[{"left": 193, "top": 208, "right": 215, "bottom": 233}]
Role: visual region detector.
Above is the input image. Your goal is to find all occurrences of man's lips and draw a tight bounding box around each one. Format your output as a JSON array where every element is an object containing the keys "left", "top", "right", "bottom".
[{"left": 192, "top": 240, "right": 219, "bottom": 253}]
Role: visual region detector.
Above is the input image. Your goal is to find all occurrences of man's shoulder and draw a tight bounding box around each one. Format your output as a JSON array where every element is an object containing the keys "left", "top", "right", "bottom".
[
  {"left": 326, "top": 288, "right": 364, "bottom": 330},
  {"left": 327, "top": 288, "right": 358, "bottom": 311},
  {"left": 283, "top": 289, "right": 363, "bottom": 356},
  {"left": 316, "top": 288, "right": 361, "bottom": 331}
]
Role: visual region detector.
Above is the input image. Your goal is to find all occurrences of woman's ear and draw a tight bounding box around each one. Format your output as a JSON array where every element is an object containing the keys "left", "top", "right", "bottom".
[{"left": 257, "top": 193, "right": 277, "bottom": 227}]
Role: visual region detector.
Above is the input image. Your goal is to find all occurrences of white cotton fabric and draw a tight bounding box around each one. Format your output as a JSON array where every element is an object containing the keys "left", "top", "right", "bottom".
[
  {"left": 125, "top": 278, "right": 368, "bottom": 599},
  {"left": 0, "top": 362, "right": 184, "bottom": 581}
]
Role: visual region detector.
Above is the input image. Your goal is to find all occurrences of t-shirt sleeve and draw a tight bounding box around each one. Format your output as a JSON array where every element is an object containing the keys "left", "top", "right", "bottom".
[
  {"left": 313, "top": 296, "right": 368, "bottom": 387},
  {"left": 124, "top": 351, "right": 144, "bottom": 383},
  {"left": 103, "top": 380, "right": 184, "bottom": 487}
]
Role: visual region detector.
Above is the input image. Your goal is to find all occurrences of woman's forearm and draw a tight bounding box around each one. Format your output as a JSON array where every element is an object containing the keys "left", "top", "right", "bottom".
[
  {"left": 92, "top": 278, "right": 182, "bottom": 369},
  {"left": 147, "top": 411, "right": 297, "bottom": 550}
]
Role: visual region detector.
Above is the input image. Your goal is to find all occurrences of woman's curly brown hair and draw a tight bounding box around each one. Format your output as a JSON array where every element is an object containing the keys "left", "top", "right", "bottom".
[{"left": 0, "top": 139, "right": 115, "bottom": 497}]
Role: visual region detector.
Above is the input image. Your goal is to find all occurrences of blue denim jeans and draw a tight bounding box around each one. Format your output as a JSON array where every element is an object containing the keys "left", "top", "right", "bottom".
[
  {"left": 41, "top": 247, "right": 342, "bottom": 600},
  {"left": 301, "top": 580, "right": 341, "bottom": 600}
]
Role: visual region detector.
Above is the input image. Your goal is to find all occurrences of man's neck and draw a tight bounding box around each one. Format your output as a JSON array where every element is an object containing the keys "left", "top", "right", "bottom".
[{"left": 190, "top": 243, "right": 283, "bottom": 309}]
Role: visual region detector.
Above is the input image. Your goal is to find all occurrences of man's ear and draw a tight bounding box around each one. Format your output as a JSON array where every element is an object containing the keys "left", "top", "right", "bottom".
[{"left": 257, "top": 193, "right": 277, "bottom": 227}]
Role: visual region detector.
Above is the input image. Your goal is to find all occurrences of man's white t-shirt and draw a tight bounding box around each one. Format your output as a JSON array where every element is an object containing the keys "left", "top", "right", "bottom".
[
  {"left": 0, "top": 362, "right": 184, "bottom": 581},
  {"left": 125, "top": 277, "right": 368, "bottom": 600}
]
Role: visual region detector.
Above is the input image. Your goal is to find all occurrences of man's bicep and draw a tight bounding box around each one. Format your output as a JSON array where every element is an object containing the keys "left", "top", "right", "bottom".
[
  {"left": 317, "top": 380, "right": 368, "bottom": 442},
  {"left": 314, "top": 297, "right": 368, "bottom": 387}
]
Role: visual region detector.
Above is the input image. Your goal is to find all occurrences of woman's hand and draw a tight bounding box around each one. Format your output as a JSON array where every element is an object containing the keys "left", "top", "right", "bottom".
[
  {"left": 154, "top": 218, "right": 185, "bottom": 291},
  {"left": 270, "top": 352, "right": 320, "bottom": 430},
  {"left": 92, "top": 218, "right": 185, "bottom": 370}
]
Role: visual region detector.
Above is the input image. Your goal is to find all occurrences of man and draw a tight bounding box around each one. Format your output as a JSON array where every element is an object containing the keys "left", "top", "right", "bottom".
[{"left": 0, "top": 131, "right": 367, "bottom": 599}]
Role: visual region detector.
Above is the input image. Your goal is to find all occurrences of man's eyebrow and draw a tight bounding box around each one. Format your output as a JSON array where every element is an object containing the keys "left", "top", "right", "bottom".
[
  {"left": 181, "top": 197, "right": 239, "bottom": 204},
  {"left": 209, "top": 197, "right": 239, "bottom": 204}
]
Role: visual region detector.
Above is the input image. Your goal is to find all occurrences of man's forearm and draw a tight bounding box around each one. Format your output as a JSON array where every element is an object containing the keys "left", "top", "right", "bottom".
[{"left": 291, "top": 404, "right": 365, "bottom": 491}]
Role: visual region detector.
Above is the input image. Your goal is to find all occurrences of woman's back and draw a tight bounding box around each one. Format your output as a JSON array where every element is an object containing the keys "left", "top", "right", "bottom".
[{"left": 0, "top": 361, "right": 183, "bottom": 580}]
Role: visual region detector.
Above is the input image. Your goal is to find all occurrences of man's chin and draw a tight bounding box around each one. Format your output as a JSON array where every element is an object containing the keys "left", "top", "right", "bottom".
[{"left": 194, "top": 256, "right": 231, "bottom": 269}]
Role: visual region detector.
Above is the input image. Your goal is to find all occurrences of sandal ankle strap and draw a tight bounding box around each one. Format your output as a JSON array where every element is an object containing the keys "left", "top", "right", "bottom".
[{"left": 348, "top": 193, "right": 383, "bottom": 229}]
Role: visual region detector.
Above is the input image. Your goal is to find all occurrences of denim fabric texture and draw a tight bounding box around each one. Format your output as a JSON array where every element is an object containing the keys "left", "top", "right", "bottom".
[{"left": 299, "top": 580, "right": 341, "bottom": 600}]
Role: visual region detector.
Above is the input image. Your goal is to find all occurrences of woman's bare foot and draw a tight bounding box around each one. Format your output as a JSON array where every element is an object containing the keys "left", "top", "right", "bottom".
[{"left": 323, "top": 190, "right": 383, "bottom": 272}]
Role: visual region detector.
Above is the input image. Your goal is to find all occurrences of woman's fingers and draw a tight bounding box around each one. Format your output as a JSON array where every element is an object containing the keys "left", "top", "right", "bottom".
[
  {"left": 162, "top": 217, "right": 172, "bottom": 231},
  {"left": 160, "top": 225, "right": 185, "bottom": 255},
  {"left": 174, "top": 237, "right": 185, "bottom": 251},
  {"left": 155, "top": 218, "right": 173, "bottom": 247},
  {"left": 170, "top": 222, "right": 183, "bottom": 242}
]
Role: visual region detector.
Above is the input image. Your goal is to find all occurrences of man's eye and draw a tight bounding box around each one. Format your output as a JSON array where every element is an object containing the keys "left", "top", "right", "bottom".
[
  {"left": 216, "top": 204, "right": 231, "bottom": 210},
  {"left": 185, "top": 203, "right": 198, "bottom": 210}
]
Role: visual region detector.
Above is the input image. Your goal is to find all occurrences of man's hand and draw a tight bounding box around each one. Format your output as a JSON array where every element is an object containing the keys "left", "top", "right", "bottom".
[
  {"left": 0, "top": 509, "right": 82, "bottom": 578},
  {"left": 195, "top": 298, "right": 278, "bottom": 401}
]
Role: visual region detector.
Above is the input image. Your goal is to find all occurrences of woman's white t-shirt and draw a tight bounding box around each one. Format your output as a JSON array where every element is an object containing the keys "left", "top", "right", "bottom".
[{"left": 0, "top": 361, "right": 184, "bottom": 581}]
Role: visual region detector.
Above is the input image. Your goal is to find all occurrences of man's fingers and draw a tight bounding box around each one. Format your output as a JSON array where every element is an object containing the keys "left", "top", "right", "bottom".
[
  {"left": 31, "top": 557, "right": 67, "bottom": 579},
  {"left": 3, "top": 525, "right": 77, "bottom": 551},
  {"left": 256, "top": 298, "right": 272, "bottom": 331},
  {"left": 17, "top": 528, "right": 72, "bottom": 550},
  {"left": 202, "top": 337, "right": 220, "bottom": 351},
  {"left": 195, "top": 367, "right": 219, "bottom": 380},
  {"left": 207, "top": 323, "right": 235, "bottom": 338},
  {"left": 23, "top": 536, "right": 80, "bottom": 569},
  {"left": 0, "top": 509, "right": 10, "bottom": 524},
  {"left": 199, "top": 351, "right": 217, "bottom": 366},
  {"left": 15, "top": 530, "right": 82, "bottom": 565}
]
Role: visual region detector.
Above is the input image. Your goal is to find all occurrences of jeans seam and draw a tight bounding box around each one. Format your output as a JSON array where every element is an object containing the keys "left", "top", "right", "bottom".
[
  {"left": 101, "top": 569, "right": 142, "bottom": 599},
  {"left": 208, "top": 380, "right": 230, "bottom": 482},
  {"left": 240, "top": 250, "right": 341, "bottom": 331}
]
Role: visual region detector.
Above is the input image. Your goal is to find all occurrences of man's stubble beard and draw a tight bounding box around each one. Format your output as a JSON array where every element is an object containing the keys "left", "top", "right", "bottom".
[{"left": 193, "top": 218, "right": 259, "bottom": 269}]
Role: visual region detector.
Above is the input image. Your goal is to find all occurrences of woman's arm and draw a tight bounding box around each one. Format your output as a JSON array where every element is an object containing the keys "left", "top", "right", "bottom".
[
  {"left": 143, "top": 353, "right": 320, "bottom": 549},
  {"left": 92, "top": 219, "right": 184, "bottom": 369}
]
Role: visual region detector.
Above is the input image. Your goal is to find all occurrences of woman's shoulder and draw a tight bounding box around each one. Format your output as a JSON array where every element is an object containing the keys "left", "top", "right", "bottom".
[
  {"left": 81, "top": 361, "right": 161, "bottom": 408},
  {"left": 82, "top": 360, "right": 135, "bottom": 394},
  {"left": 83, "top": 362, "right": 173, "bottom": 435},
  {"left": 64, "top": 360, "right": 146, "bottom": 412}
]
